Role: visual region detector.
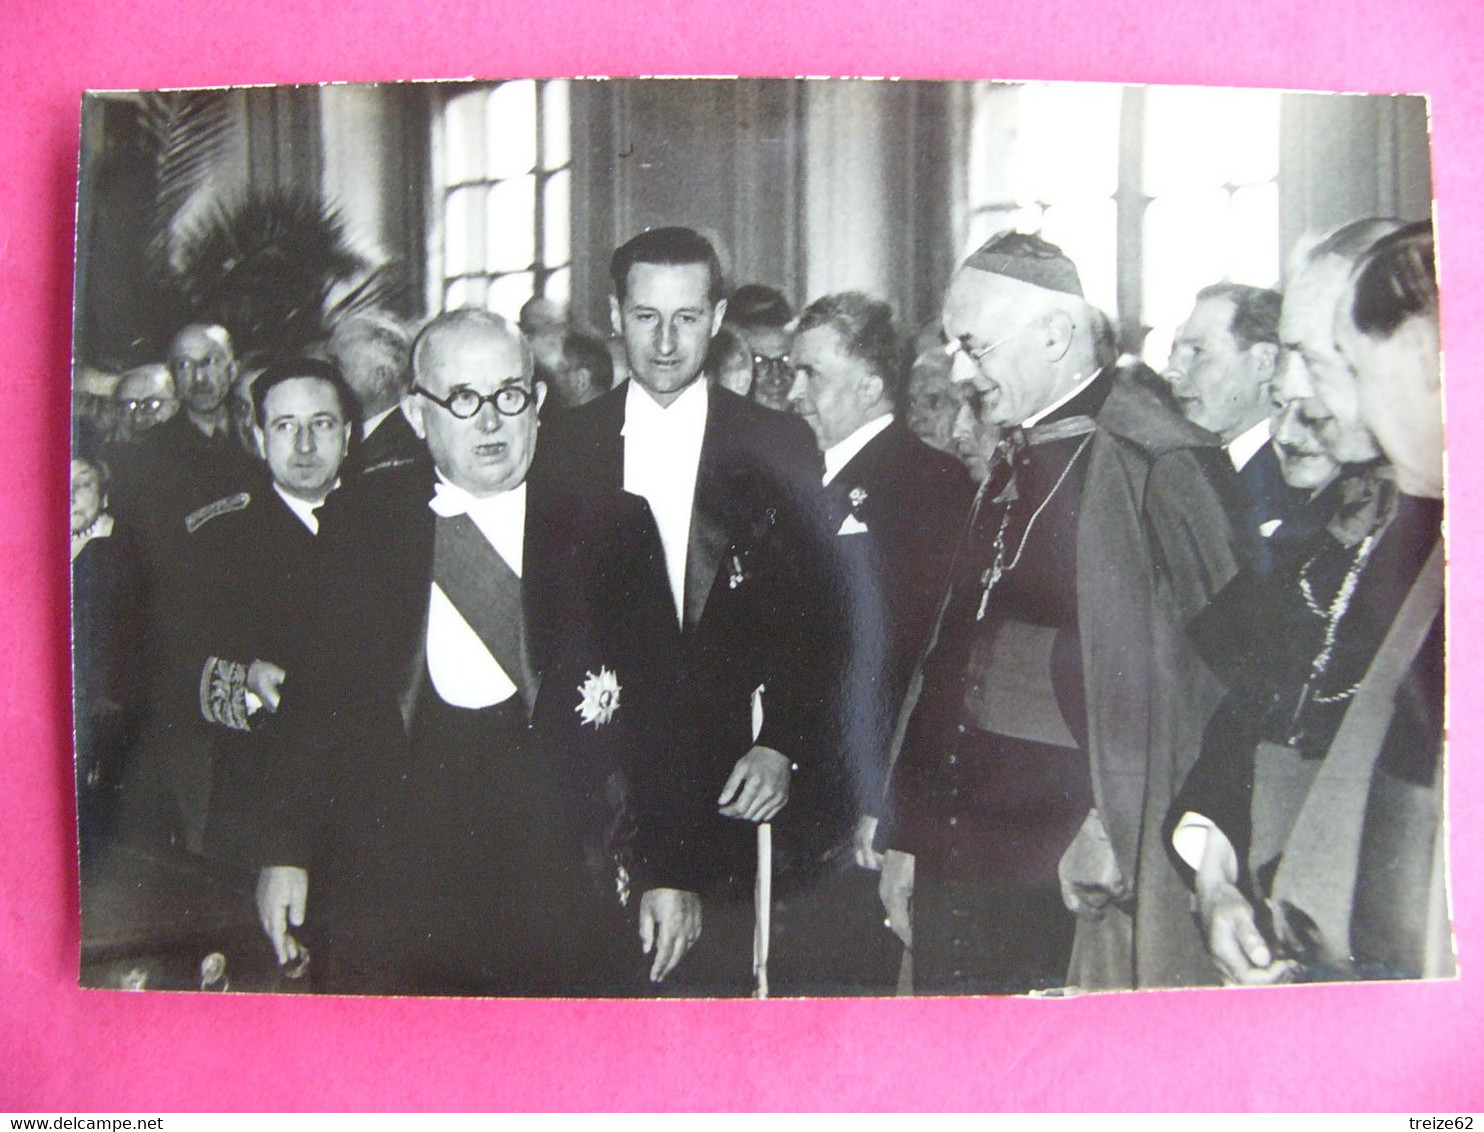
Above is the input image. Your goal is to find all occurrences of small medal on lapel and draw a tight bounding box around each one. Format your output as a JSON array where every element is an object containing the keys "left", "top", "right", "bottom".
[{"left": 727, "top": 552, "right": 746, "bottom": 589}]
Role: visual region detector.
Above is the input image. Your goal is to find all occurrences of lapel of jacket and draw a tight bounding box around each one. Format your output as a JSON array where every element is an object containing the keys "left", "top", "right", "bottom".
[
  {"left": 592, "top": 385, "right": 629, "bottom": 490},
  {"left": 392, "top": 474, "right": 439, "bottom": 732},
  {"left": 685, "top": 389, "right": 745, "bottom": 633},
  {"left": 826, "top": 418, "right": 900, "bottom": 529}
]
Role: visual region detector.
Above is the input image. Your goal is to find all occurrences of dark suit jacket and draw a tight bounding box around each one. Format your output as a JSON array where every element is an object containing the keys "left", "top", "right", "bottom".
[
  {"left": 535, "top": 382, "right": 836, "bottom": 893},
  {"left": 257, "top": 463, "right": 673, "bottom": 948},
  {"left": 355, "top": 408, "right": 429, "bottom": 479},
  {"left": 819, "top": 419, "right": 974, "bottom": 823},
  {"left": 1236, "top": 440, "right": 1310, "bottom": 571},
  {"left": 1170, "top": 489, "right": 1444, "bottom": 886}
]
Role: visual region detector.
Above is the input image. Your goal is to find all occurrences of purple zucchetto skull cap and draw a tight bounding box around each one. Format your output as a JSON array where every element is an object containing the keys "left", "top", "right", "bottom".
[{"left": 963, "top": 232, "right": 1084, "bottom": 298}]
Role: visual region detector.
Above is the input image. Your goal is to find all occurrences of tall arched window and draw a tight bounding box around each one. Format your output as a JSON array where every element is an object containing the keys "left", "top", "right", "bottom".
[
  {"left": 430, "top": 80, "right": 572, "bottom": 319},
  {"left": 961, "top": 82, "right": 1281, "bottom": 367}
]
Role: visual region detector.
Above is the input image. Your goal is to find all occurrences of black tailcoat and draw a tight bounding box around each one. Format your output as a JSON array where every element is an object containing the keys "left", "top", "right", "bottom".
[
  {"left": 535, "top": 382, "right": 839, "bottom": 895},
  {"left": 258, "top": 462, "right": 672, "bottom": 992}
]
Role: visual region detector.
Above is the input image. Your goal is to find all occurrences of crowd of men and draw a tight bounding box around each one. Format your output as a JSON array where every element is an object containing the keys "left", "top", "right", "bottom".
[{"left": 70, "top": 217, "right": 1448, "bottom": 996}]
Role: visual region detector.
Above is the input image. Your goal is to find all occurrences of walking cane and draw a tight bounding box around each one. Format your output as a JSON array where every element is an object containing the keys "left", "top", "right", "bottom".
[{"left": 751, "top": 684, "right": 771, "bottom": 999}]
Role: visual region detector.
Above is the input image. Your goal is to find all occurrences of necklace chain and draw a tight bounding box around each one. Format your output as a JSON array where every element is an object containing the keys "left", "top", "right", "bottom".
[
  {"left": 1287, "top": 531, "right": 1379, "bottom": 734},
  {"left": 976, "top": 432, "right": 1094, "bottom": 621}
]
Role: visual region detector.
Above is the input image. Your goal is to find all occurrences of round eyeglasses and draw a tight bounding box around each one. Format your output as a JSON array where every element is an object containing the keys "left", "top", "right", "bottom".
[{"left": 413, "top": 383, "right": 534, "bottom": 420}]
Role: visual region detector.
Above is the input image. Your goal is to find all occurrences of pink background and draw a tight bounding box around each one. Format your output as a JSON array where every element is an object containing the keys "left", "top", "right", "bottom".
[{"left": 4, "top": 0, "right": 1482, "bottom": 1111}]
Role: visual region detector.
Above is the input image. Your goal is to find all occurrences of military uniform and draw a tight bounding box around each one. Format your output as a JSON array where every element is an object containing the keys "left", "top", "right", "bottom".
[
  {"left": 181, "top": 478, "right": 342, "bottom": 869},
  {"left": 105, "top": 415, "right": 259, "bottom": 851}
]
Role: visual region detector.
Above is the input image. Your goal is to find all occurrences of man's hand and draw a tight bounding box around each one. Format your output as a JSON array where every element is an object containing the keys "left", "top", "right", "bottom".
[
  {"left": 1057, "top": 808, "right": 1131, "bottom": 920},
  {"left": 638, "top": 887, "right": 702, "bottom": 983},
  {"left": 1194, "top": 828, "right": 1298, "bottom": 986},
  {"left": 717, "top": 745, "right": 791, "bottom": 822},
  {"left": 256, "top": 865, "right": 308, "bottom": 966},
  {"left": 247, "top": 659, "right": 288, "bottom": 713},
  {"left": 1197, "top": 879, "right": 1299, "bottom": 986},
  {"left": 879, "top": 849, "right": 915, "bottom": 949},
  {"left": 854, "top": 814, "right": 885, "bottom": 871}
]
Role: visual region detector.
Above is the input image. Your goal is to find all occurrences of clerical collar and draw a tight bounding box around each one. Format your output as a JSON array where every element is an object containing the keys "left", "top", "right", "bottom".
[
  {"left": 274, "top": 480, "right": 337, "bottom": 534},
  {"left": 1022, "top": 370, "right": 1101, "bottom": 430},
  {"left": 823, "top": 413, "right": 894, "bottom": 486},
  {"left": 71, "top": 513, "right": 114, "bottom": 562},
  {"left": 1227, "top": 418, "right": 1272, "bottom": 472},
  {"left": 622, "top": 375, "right": 709, "bottom": 437},
  {"left": 362, "top": 405, "right": 400, "bottom": 440}
]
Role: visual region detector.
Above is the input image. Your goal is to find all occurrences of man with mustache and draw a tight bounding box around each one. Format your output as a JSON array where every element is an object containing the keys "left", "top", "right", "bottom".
[
  {"left": 107, "top": 323, "right": 260, "bottom": 853},
  {"left": 1166, "top": 218, "right": 1449, "bottom": 986}
]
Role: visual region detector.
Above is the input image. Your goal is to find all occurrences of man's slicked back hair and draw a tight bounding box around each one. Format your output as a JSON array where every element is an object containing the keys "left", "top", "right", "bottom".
[
  {"left": 726, "top": 284, "right": 793, "bottom": 330},
  {"left": 1349, "top": 220, "right": 1438, "bottom": 338},
  {"left": 610, "top": 226, "right": 725, "bottom": 304},
  {"left": 1195, "top": 282, "right": 1282, "bottom": 351},
  {"left": 250, "top": 356, "right": 361, "bottom": 431},
  {"left": 331, "top": 312, "right": 413, "bottom": 393}
]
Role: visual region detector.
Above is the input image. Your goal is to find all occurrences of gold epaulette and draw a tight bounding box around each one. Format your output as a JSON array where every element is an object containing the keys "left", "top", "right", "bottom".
[{"left": 184, "top": 492, "right": 251, "bottom": 533}]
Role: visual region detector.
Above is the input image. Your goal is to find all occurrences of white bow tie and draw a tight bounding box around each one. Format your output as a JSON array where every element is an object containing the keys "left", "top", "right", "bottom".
[{"left": 429, "top": 479, "right": 479, "bottom": 518}]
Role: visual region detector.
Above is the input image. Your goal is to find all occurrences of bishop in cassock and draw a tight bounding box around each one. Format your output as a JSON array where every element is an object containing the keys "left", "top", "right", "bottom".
[{"left": 881, "top": 233, "right": 1245, "bottom": 993}]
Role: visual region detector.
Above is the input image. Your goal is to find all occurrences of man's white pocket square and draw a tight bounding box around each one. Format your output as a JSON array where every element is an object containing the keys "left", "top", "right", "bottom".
[{"left": 837, "top": 514, "right": 870, "bottom": 535}]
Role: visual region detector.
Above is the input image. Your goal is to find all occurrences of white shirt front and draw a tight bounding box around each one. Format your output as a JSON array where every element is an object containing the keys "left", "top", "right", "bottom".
[
  {"left": 424, "top": 476, "right": 527, "bottom": 708},
  {"left": 273, "top": 482, "right": 334, "bottom": 535},
  {"left": 622, "top": 378, "right": 709, "bottom": 625},
  {"left": 822, "top": 413, "right": 893, "bottom": 487},
  {"left": 1227, "top": 417, "right": 1272, "bottom": 472}
]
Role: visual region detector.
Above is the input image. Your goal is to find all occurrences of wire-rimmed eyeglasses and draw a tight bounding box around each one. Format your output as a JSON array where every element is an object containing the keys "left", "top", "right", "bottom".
[
  {"left": 944, "top": 319, "right": 1042, "bottom": 367},
  {"left": 413, "top": 383, "right": 535, "bottom": 420}
]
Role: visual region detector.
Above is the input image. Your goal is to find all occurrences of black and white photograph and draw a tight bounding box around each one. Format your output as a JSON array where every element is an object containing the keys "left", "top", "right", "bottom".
[{"left": 69, "top": 76, "right": 1449, "bottom": 999}]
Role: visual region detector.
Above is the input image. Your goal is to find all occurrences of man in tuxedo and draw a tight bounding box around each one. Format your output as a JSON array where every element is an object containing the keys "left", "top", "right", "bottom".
[
  {"left": 780, "top": 290, "right": 973, "bottom": 991},
  {"left": 535, "top": 226, "right": 832, "bottom": 991},
  {"left": 1165, "top": 284, "right": 1306, "bottom": 548},
  {"left": 327, "top": 312, "right": 427, "bottom": 478},
  {"left": 255, "top": 309, "right": 665, "bottom": 994},
  {"left": 880, "top": 233, "right": 1244, "bottom": 993}
]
